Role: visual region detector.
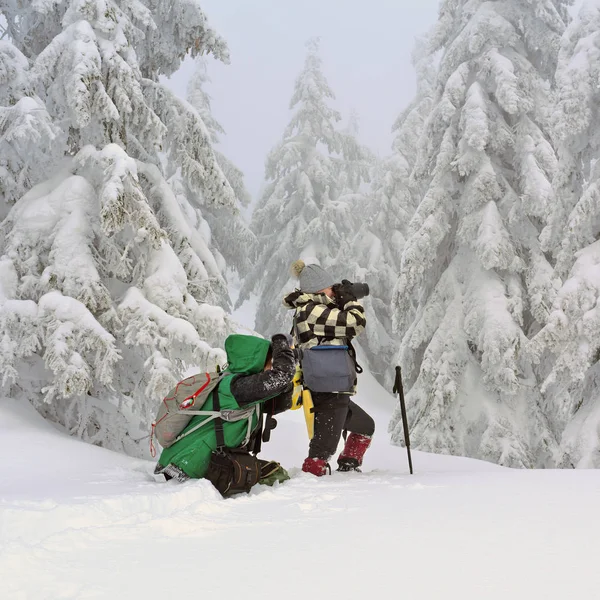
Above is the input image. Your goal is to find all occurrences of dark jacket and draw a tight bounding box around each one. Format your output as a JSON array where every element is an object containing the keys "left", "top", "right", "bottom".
[{"left": 231, "top": 334, "right": 295, "bottom": 408}]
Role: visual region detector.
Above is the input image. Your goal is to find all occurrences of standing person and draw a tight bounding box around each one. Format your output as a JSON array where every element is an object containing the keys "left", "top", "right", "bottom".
[{"left": 284, "top": 260, "right": 374, "bottom": 475}]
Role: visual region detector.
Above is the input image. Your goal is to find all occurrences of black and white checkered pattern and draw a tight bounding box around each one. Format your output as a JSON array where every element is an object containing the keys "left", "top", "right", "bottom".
[{"left": 283, "top": 291, "right": 366, "bottom": 349}]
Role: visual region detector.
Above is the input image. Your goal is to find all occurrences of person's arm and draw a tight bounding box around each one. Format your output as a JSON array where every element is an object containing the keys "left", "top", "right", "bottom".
[
  {"left": 230, "top": 335, "right": 296, "bottom": 405},
  {"left": 270, "top": 386, "right": 293, "bottom": 414}
]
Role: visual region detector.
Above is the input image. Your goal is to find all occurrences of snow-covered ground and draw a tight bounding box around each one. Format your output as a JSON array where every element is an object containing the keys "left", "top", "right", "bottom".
[{"left": 2, "top": 360, "right": 600, "bottom": 600}]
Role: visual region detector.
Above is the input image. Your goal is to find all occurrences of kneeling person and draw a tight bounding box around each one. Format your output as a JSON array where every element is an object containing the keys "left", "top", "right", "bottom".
[{"left": 155, "top": 333, "right": 295, "bottom": 495}]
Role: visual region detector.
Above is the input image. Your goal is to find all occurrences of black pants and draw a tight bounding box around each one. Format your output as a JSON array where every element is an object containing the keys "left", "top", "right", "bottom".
[{"left": 308, "top": 392, "right": 375, "bottom": 460}]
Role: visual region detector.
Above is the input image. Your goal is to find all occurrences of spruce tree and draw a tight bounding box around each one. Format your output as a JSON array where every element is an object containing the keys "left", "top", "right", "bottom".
[
  {"left": 0, "top": 40, "right": 63, "bottom": 220},
  {"left": 0, "top": 1, "right": 237, "bottom": 453},
  {"left": 347, "top": 37, "right": 436, "bottom": 379},
  {"left": 239, "top": 38, "right": 357, "bottom": 336},
  {"left": 389, "top": 0, "right": 570, "bottom": 467},
  {"left": 530, "top": 2, "right": 600, "bottom": 467},
  {"left": 185, "top": 57, "right": 255, "bottom": 280}
]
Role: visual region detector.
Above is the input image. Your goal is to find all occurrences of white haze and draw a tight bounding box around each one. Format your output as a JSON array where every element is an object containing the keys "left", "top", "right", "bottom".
[
  {"left": 164, "top": 0, "right": 590, "bottom": 201},
  {"left": 165, "top": 0, "right": 441, "bottom": 199}
]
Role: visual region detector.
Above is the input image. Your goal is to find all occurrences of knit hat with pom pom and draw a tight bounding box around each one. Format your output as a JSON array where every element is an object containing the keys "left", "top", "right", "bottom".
[{"left": 290, "top": 260, "right": 335, "bottom": 293}]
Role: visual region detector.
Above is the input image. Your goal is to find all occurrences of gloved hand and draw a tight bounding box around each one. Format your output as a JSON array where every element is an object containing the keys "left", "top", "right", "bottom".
[
  {"left": 333, "top": 279, "right": 357, "bottom": 308},
  {"left": 272, "top": 333, "right": 294, "bottom": 348}
]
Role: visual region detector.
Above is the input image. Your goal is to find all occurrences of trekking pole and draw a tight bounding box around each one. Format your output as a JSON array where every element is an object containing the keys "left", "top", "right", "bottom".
[{"left": 393, "top": 366, "right": 413, "bottom": 475}]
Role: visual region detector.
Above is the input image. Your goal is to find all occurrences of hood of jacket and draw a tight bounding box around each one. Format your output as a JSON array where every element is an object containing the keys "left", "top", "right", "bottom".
[
  {"left": 283, "top": 290, "right": 337, "bottom": 310},
  {"left": 224, "top": 334, "right": 271, "bottom": 375}
]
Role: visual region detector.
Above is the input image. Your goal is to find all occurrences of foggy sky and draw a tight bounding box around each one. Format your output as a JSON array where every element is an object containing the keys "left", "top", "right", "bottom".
[
  {"left": 165, "top": 0, "right": 588, "bottom": 202},
  {"left": 165, "top": 0, "right": 441, "bottom": 200}
]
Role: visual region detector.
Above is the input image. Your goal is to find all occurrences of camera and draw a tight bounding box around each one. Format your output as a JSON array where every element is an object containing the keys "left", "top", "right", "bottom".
[
  {"left": 348, "top": 282, "right": 369, "bottom": 299},
  {"left": 334, "top": 279, "right": 370, "bottom": 300}
]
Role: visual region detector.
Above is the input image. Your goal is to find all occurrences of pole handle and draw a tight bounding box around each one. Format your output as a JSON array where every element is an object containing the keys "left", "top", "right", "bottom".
[{"left": 393, "top": 365, "right": 401, "bottom": 394}]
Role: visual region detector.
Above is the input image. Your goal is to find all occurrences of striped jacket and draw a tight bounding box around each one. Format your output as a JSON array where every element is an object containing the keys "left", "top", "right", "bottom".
[{"left": 282, "top": 290, "right": 366, "bottom": 350}]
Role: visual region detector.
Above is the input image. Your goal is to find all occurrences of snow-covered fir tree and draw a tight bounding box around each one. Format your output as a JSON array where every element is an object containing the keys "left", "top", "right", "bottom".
[
  {"left": 389, "top": 0, "right": 571, "bottom": 468},
  {"left": 240, "top": 38, "right": 365, "bottom": 336},
  {"left": 0, "top": 40, "right": 63, "bottom": 220},
  {"left": 185, "top": 57, "right": 255, "bottom": 279},
  {"left": 0, "top": 1, "right": 238, "bottom": 453},
  {"left": 396, "top": 35, "right": 437, "bottom": 184},
  {"left": 529, "top": 2, "right": 600, "bottom": 467},
  {"left": 325, "top": 113, "right": 373, "bottom": 294},
  {"left": 345, "top": 37, "right": 436, "bottom": 380},
  {"left": 336, "top": 109, "right": 372, "bottom": 197}
]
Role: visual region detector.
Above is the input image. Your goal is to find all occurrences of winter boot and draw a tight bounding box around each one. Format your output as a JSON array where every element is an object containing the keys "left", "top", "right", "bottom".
[
  {"left": 259, "top": 460, "right": 290, "bottom": 486},
  {"left": 337, "top": 457, "right": 361, "bottom": 472},
  {"left": 302, "top": 457, "right": 331, "bottom": 477},
  {"left": 337, "top": 433, "right": 372, "bottom": 472},
  {"left": 155, "top": 463, "right": 190, "bottom": 482}
]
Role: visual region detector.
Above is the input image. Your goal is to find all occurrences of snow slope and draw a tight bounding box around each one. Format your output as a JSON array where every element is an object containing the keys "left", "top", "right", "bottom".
[{"left": 2, "top": 366, "right": 600, "bottom": 600}]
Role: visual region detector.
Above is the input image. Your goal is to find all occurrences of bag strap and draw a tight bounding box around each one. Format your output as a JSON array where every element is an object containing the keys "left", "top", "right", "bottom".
[
  {"left": 261, "top": 398, "right": 277, "bottom": 444},
  {"left": 211, "top": 384, "right": 259, "bottom": 453},
  {"left": 290, "top": 308, "right": 299, "bottom": 341},
  {"left": 347, "top": 339, "right": 363, "bottom": 374},
  {"left": 253, "top": 412, "right": 264, "bottom": 455},
  {"left": 212, "top": 387, "right": 226, "bottom": 451}
]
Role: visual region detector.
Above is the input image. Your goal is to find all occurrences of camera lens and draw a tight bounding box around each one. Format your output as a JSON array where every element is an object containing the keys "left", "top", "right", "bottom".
[{"left": 351, "top": 283, "right": 369, "bottom": 299}]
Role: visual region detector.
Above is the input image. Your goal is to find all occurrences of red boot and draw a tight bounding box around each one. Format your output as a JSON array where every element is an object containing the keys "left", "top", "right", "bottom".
[
  {"left": 302, "top": 457, "right": 330, "bottom": 476},
  {"left": 337, "top": 433, "right": 372, "bottom": 471}
]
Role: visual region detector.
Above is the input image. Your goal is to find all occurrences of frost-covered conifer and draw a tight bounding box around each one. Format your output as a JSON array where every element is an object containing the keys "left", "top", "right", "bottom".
[
  {"left": 240, "top": 39, "right": 357, "bottom": 336},
  {"left": 336, "top": 110, "right": 372, "bottom": 197},
  {"left": 0, "top": 1, "right": 237, "bottom": 453},
  {"left": 0, "top": 41, "right": 63, "bottom": 219},
  {"left": 389, "top": 0, "right": 571, "bottom": 467},
  {"left": 529, "top": 3, "right": 600, "bottom": 467},
  {"left": 347, "top": 38, "right": 436, "bottom": 378},
  {"left": 397, "top": 36, "right": 437, "bottom": 183},
  {"left": 185, "top": 57, "right": 255, "bottom": 277}
]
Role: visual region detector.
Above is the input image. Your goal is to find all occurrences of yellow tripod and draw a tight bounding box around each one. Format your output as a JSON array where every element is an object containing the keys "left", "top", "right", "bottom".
[{"left": 290, "top": 365, "right": 314, "bottom": 439}]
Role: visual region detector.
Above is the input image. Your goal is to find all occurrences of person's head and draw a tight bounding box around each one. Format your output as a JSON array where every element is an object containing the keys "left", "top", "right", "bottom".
[{"left": 290, "top": 260, "right": 335, "bottom": 295}]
